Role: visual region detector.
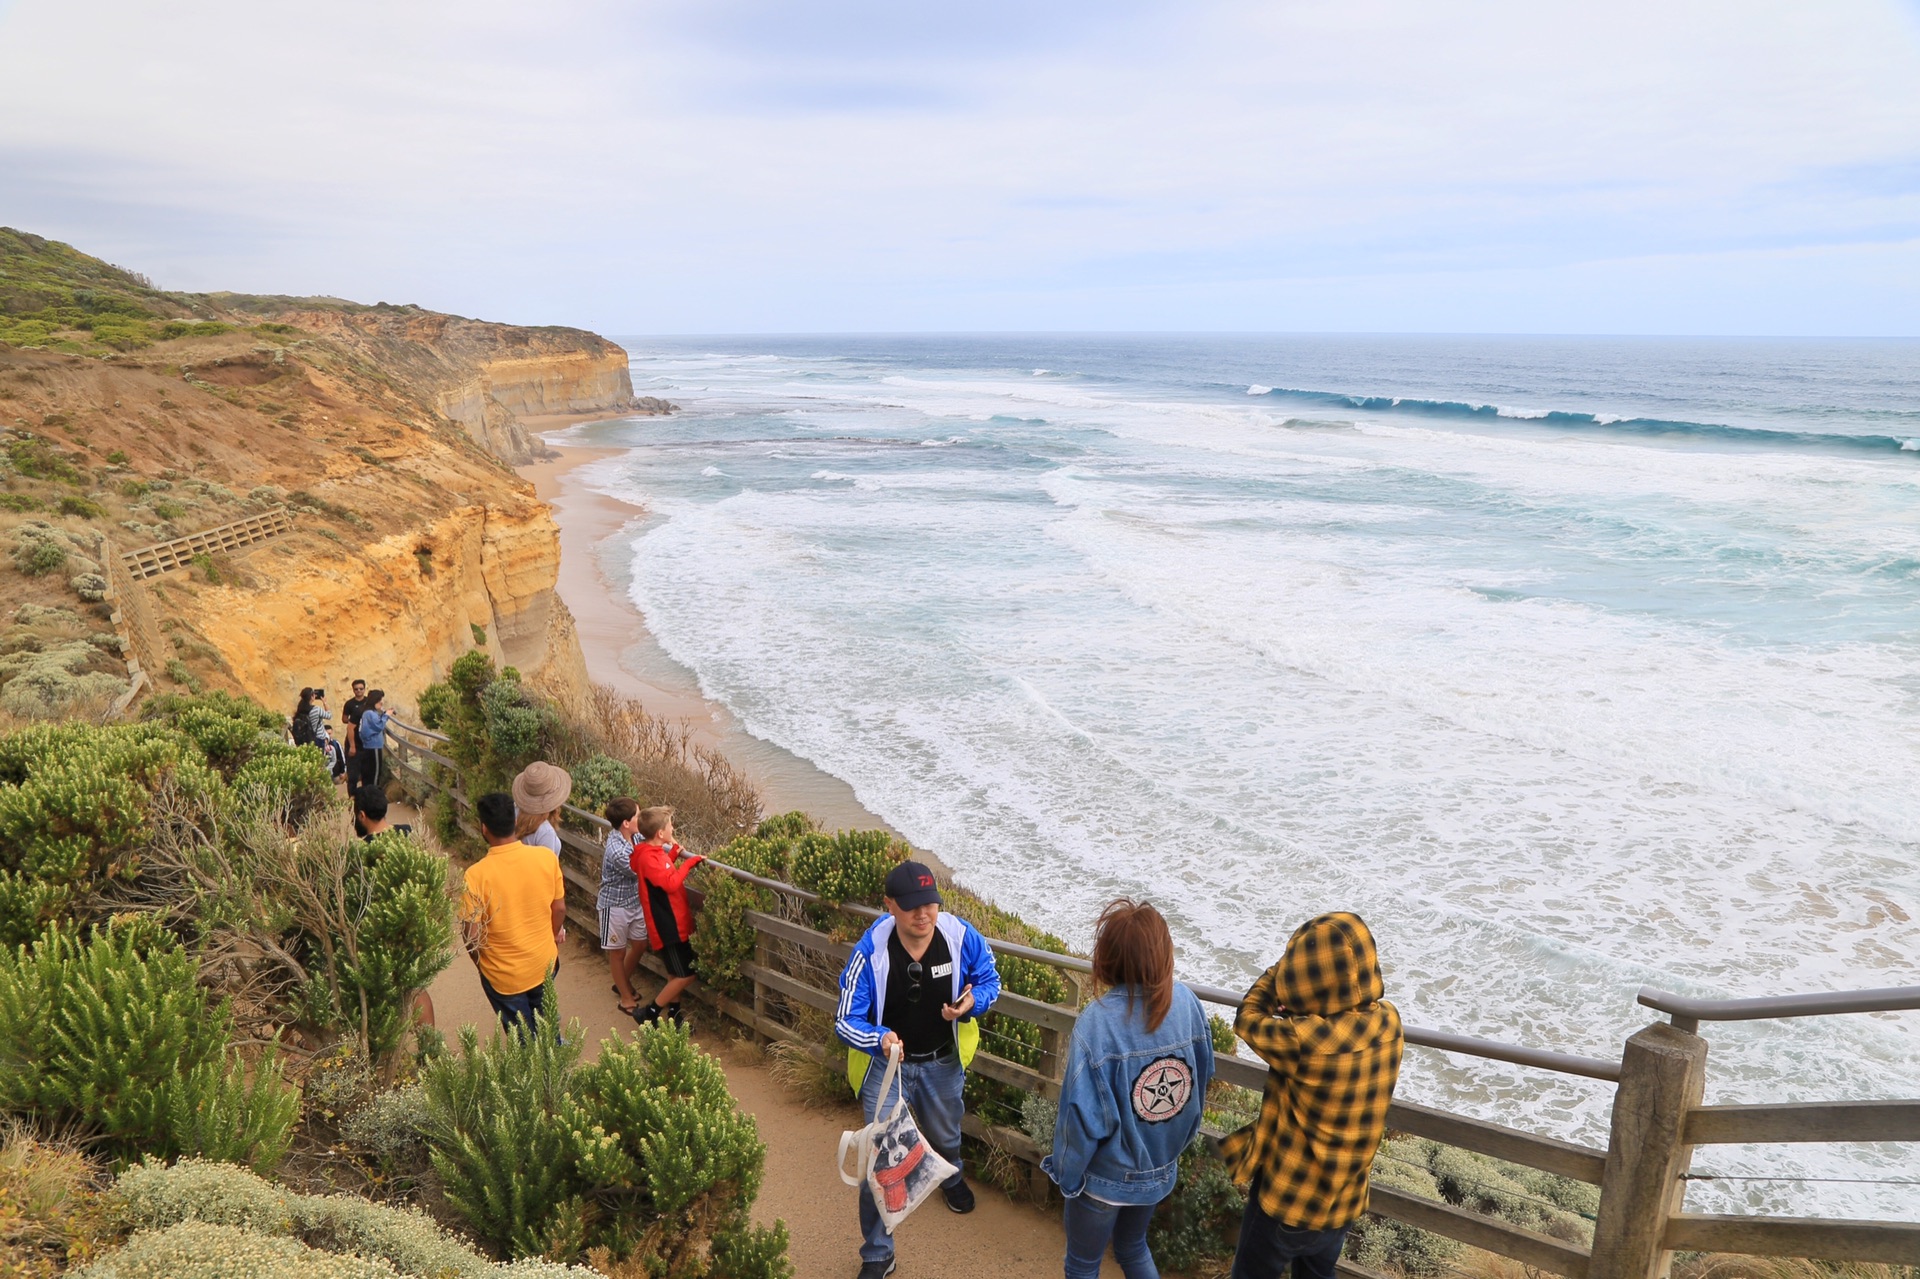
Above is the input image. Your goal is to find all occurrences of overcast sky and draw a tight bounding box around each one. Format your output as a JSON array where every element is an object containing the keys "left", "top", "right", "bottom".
[{"left": 3, "top": 0, "right": 1919, "bottom": 334}]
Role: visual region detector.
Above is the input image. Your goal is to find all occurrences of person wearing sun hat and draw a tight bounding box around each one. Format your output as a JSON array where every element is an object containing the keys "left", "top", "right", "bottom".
[
  {"left": 833, "top": 859, "right": 1002, "bottom": 1279},
  {"left": 511, "top": 761, "right": 572, "bottom": 858}
]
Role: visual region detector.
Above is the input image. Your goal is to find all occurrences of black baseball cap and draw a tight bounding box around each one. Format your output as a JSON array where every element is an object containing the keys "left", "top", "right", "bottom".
[{"left": 884, "top": 860, "right": 942, "bottom": 910}]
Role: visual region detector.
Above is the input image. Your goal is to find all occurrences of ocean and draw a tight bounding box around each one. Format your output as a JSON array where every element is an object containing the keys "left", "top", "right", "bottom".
[{"left": 560, "top": 334, "right": 1920, "bottom": 1217}]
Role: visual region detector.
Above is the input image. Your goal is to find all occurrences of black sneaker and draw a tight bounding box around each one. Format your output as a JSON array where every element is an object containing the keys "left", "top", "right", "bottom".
[
  {"left": 856, "top": 1260, "right": 896, "bottom": 1279},
  {"left": 632, "top": 1003, "right": 662, "bottom": 1026},
  {"left": 942, "top": 1178, "right": 975, "bottom": 1214},
  {"left": 666, "top": 1002, "right": 686, "bottom": 1026}
]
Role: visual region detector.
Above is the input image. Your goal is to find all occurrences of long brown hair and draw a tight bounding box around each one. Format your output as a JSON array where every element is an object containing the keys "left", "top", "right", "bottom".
[{"left": 1091, "top": 898, "right": 1175, "bottom": 1032}]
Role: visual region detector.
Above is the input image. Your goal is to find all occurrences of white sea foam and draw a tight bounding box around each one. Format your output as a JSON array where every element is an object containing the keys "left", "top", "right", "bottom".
[
  {"left": 603, "top": 341, "right": 1920, "bottom": 1218},
  {"left": 1247, "top": 384, "right": 1272, "bottom": 395},
  {"left": 700, "top": 465, "right": 725, "bottom": 477}
]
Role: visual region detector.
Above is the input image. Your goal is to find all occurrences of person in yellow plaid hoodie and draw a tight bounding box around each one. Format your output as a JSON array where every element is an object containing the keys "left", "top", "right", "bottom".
[{"left": 1221, "top": 912, "right": 1403, "bottom": 1279}]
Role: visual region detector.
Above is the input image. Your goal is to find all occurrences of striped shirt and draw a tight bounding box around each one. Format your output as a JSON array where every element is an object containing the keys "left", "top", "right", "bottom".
[{"left": 597, "top": 828, "right": 641, "bottom": 911}]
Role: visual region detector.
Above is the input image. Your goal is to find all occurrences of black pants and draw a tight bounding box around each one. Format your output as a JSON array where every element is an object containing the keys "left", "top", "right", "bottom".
[
  {"left": 1230, "top": 1192, "right": 1348, "bottom": 1279},
  {"left": 355, "top": 747, "right": 384, "bottom": 792}
]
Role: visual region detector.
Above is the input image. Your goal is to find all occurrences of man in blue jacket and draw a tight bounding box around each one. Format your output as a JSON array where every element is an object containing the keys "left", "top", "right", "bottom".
[{"left": 835, "top": 860, "right": 1001, "bottom": 1279}]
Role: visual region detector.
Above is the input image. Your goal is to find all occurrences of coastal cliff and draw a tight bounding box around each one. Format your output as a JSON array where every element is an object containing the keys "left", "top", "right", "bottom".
[{"left": 0, "top": 227, "right": 643, "bottom": 718}]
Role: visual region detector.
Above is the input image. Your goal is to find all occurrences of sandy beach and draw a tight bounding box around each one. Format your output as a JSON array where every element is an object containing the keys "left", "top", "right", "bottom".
[{"left": 518, "top": 431, "right": 905, "bottom": 836}]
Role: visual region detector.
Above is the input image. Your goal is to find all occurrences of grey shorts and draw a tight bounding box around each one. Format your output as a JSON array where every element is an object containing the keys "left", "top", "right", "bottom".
[{"left": 598, "top": 905, "right": 647, "bottom": 949}]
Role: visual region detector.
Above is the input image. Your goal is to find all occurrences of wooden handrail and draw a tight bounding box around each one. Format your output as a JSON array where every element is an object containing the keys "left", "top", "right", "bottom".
[
  {"left": 1663, "top": 1214, "right": 1920, "bottom": 1264},
  {"left": 1684, "top": 1100, "right": 1920, "bottom": 1145},
  {"left": 1639, "top": 983, "right": 1920, "bottom": 1031}
]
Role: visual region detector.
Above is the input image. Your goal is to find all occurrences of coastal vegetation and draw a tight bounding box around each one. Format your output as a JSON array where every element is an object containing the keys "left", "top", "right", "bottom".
[
  {"left": 0, "top": 686, "right": 791, "bottom": 1277},
  {"left": 414, "top": 650, "right": 759, "bottom": 855}
]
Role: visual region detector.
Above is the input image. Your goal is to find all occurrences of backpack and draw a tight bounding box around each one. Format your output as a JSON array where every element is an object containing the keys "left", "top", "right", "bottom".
[
  {"left": 291, "top": 711, "right": 316, "bottom": 747},
  {"left": 319, "top": 734, "right": 347, "bottom": 780}
]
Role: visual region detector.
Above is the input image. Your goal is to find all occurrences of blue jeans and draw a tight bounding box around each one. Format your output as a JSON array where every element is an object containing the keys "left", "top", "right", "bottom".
[
  {"left": 478, "top": 969, "right": 551, "bottom": 1036},
  {"left": 1064, "top": 1196, "right": 1159, "bottom": 1279},
  {"left": 856, "top": 1053, "right": 965, "bottom": 1264},
  {"left": 1230, "top": 1191, "right": 1348, "bottom": 1279}
]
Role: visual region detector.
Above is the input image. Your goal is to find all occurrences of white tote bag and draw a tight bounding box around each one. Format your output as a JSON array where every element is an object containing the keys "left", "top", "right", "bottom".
[{"left": 836, "top": 1045, "right": 960, "bottom": 1233}]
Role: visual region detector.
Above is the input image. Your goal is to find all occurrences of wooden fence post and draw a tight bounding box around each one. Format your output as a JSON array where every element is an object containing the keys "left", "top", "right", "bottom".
[
  {"left": 752, "top": 933, "right": 772, "bottom": 1043},
  {"left": 1590, "top": 1022, "right": 1709, "bottom": 1279}
]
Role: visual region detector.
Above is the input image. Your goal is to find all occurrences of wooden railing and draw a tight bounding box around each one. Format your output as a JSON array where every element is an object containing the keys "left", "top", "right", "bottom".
[
  {"left": 120, "top": 508, "right": 294, "bottom": 579},
  {"left": 382, "top": 719, "right": 1920, "bottom": 1277}
]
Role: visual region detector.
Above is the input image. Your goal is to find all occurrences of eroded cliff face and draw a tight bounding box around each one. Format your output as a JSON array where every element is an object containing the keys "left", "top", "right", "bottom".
[
  {"left": 0, "top": 247, "right": 640, "bottom": 719},
  {"left": 171, "top": 498, "right": 590, "bottom": 714},
  {"left": 437, "top": 349, "right": 633, "bottom": 464},
  {"left": 229, "top": 302, "right": 649, "bottom": 465}
]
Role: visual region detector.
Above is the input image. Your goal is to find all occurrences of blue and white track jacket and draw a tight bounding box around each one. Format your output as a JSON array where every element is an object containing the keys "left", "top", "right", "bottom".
[{"left": 834, "top": 912, "right": 1001, "bottom": 1068}]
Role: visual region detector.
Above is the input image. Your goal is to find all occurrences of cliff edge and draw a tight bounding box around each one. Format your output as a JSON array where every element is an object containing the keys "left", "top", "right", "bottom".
[{"left": 0, "top": 226, "right": 660, "bottom": 720}]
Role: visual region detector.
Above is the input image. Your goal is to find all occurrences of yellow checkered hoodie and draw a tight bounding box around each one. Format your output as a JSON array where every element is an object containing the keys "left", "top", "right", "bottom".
[{"left": 1219, "top": 911, "right": 1403, "bottom": 1230}]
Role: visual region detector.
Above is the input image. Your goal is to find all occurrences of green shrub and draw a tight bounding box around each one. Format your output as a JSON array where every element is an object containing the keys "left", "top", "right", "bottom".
[
  {"left": 109, "top": 1158, "right": 587, "bottom": 1278},
  {"left": 6, "top": 438, "right": 85, "bottom": 486},
  {"left": 1346, "top": 1140, "right": 1465, "bottom": 1275},
  {"left": 0, "top": 919, "right": 297, "bottom": 1170},
  {"left": 231, "top": 742, "right": 335, "bottom": 826},
  {"left": 566, "top": 754, "right": 632, "bottom": 817},
  {"left": 163, "top": 658, "right": 200, "bottom": 692},
  {"left": 416, "top": 652, "right": 557, "bottom": 798},
  {"left": 341, "top": 1083, "right": 430, "bottom": 1173},
  {"left": 190, "top": 552, "right": 220, "bottom": 584},
  {"left": 686, "top": 823, "right": 816, "bottom": 998},
  {"left": 560, "top": 1022, "right": 783, "bottom": 1275},
  {"left": 155, "top": 321, "right": 231, "bottom": 340},
  {"left": 300, "top": 833, "right": 454, "bottom": 1064},
  {"left": 0, "top": 637, "right": 128, "bottom": 720},
  {"left": 752, "top": 811, "right": 814, "bottom": 845},
  {"left": 57, "top": 495, "right": 105, "bottom": 519},
  {"left": 0, "top": 493, "right": 44, "bottom": 512},
  {"left": 789, "top": 830, "right": 899, "bottom": 906},
  {"left": 420, "top": 1014, "right": 788, "bottom": 1275},
  {"left": 420, "top": 1009, "right": 578, "bottom": 1260},
  {"left": 107, "top": 450, "right": 130, "bottom": 466},
  {"left": 688, "top": 869, "right": 772, "bottom": 998},
  {"left": 150, "top": 500, "right": 183, "bottom": 521},
  {"left": 18, "top": 538, "right": 66, "bottom": 576},
  {"left": 0, "top": 721, "right": 223, "bottom": 942},
  {"left": 142, "top": 690, "right": 282, "bottom": 777},
  {"left": 76, "top": 1221, "right": 398, "bottom": 1279}
]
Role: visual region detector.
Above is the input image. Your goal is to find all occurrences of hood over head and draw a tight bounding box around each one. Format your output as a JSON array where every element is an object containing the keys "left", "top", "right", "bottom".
[{"left": 1278, "top": 911, "right": 1385, "bottom": 1016}]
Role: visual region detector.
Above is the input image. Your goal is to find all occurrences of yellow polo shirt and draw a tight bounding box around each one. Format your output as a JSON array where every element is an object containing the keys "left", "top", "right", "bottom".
[{"left": 461, "top": 842, "right": 566, "bottom": 996}]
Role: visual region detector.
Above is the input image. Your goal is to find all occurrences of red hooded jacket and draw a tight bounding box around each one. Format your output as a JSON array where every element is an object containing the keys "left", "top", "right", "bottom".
[{"left": 631, "top": 838, "right": 702, "bottom": 949}]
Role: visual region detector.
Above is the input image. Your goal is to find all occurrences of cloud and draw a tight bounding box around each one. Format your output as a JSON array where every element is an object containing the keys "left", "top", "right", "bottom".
[{"left": 0, "top": 0, "right": 1917, "bottom": 332}]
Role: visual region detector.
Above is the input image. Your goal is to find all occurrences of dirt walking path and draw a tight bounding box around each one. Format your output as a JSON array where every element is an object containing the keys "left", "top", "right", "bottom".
[{"left": 426, "top": 928, "right": 1109, "bottom": 1278}]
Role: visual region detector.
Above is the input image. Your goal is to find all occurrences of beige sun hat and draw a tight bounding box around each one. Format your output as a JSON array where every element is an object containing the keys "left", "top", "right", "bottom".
[{"left": 511, "top": 761, "right": 572, "bottom": 814}]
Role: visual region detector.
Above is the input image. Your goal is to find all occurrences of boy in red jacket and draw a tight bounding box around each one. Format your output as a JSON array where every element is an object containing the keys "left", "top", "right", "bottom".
[{"left": 630, "top": 805, "right": 704, "bottom": 1025}]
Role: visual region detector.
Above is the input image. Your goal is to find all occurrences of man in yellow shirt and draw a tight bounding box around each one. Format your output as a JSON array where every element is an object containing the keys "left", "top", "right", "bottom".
[{"left": 461, "top": 791, "right": 568, "bottom": 1033}]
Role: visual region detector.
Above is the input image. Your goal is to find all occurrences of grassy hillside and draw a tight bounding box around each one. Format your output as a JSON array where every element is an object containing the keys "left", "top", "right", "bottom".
[{"left": 0, "top": 227, "right": 230, "bottom": 352}]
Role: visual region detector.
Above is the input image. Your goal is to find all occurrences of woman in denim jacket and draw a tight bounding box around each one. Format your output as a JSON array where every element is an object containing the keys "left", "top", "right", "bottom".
[{"left": 1044, "top": 900, "right": 1215, "bottom": 1279}]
